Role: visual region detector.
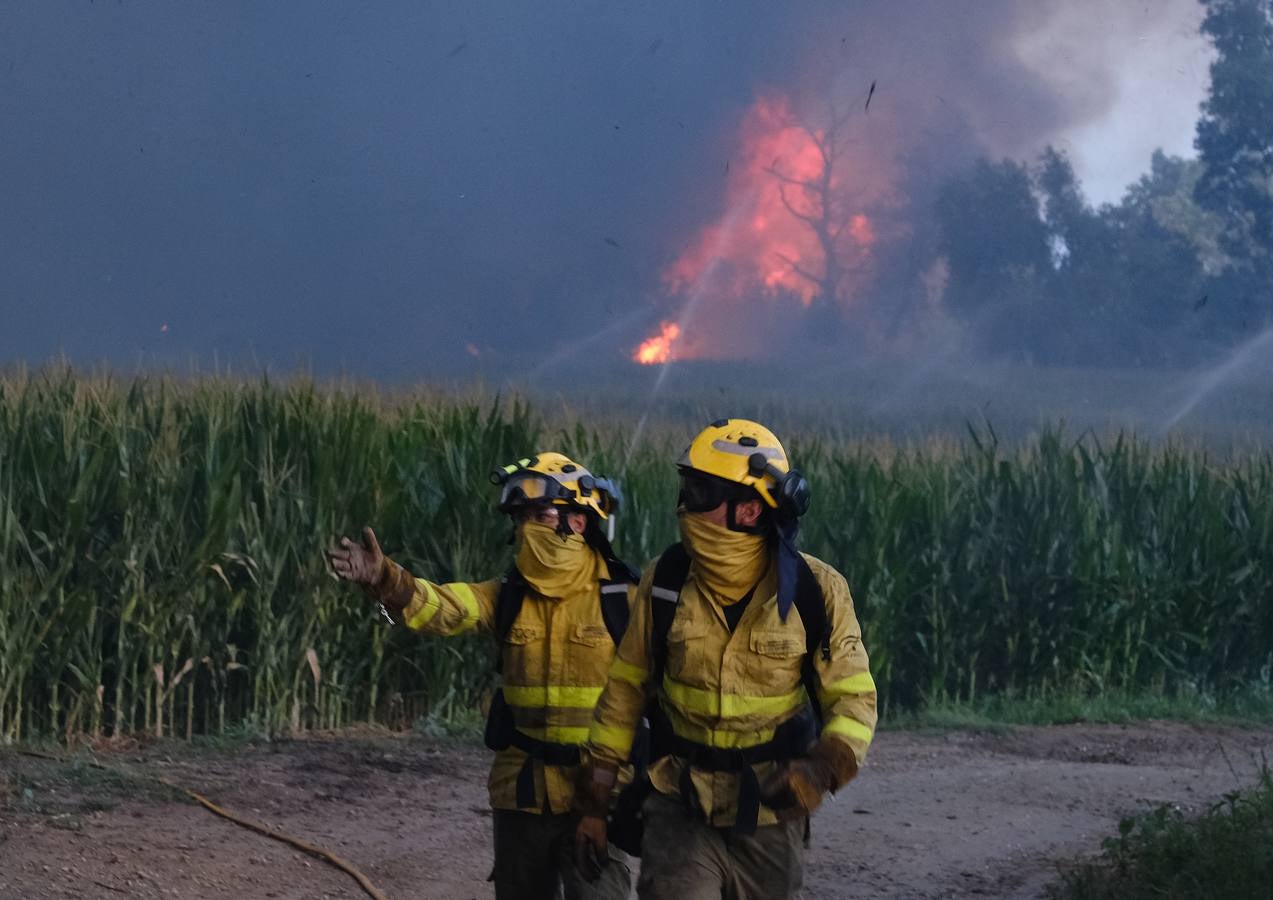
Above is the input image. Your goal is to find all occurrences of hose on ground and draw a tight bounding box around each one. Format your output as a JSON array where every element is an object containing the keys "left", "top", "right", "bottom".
[{"left": 18, "top": 749, "right": 389, "bottom": 900}]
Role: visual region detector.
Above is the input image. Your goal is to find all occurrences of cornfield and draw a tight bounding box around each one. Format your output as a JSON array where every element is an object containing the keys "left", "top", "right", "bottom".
[{"left": 2, "top": 370, "right": 1271, "bottom": 742}]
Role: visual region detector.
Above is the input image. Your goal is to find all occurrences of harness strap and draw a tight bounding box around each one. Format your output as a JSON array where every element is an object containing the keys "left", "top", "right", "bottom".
[
  {"left": 506, "top": 728, "right": 584, "bottom": 808},
  {"left": 663, "top": 708, "right": 816, "bottom": 834}
]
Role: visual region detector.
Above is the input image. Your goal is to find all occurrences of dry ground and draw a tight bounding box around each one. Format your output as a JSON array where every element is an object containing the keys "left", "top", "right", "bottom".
[{"left": 2, "top": 722, "right": 1271, "bottom": 900}]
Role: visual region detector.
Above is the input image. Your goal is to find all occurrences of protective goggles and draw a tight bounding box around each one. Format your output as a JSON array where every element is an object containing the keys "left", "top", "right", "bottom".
[
  {"left": 496, "top": 472, "right": 577, "bottom": 512},
  {"left": 677, "top": 470, "right": 757, "bottom": 513}
]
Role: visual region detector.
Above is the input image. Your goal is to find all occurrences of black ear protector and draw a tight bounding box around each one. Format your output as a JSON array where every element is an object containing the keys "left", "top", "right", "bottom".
[{"left": 748, "top": 452, "right": 811, "bottom": 520}]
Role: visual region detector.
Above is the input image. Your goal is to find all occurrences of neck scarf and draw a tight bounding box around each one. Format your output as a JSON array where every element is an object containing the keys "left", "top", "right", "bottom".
[
  {"left": 678, "top": 511, "right": 769, "bottom": 604},
  {"left": 515, "top": 521, "right": 599, "bottom": 598}
]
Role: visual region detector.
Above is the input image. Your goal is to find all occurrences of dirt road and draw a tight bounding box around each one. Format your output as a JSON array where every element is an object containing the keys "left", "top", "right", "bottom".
[{"left": 2, "top": 722, "right": 1270, "bottom": 899}]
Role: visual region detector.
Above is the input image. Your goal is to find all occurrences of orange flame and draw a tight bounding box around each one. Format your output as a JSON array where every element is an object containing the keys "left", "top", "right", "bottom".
[
  {"left": 632, "top": 321, "right": 681, "bottom": 365},
  {"left": 631, "top": 93, "right": 893, "bottom": 361},
  {"left": 663, "top": 94, "right": 876, "bottom": 309}
]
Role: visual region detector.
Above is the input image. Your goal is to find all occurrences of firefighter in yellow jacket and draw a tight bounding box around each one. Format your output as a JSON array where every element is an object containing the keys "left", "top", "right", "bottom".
[
  {"left": 574, "top": 420, "right": 877, "bottom": 900},
  {"left": 328, "top": 453, "right": 635, "bottom": 900}
]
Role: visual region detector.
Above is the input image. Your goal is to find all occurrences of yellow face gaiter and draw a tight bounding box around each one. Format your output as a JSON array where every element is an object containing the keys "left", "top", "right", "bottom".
[
  {"left": 677, "top": 511, "right": 769, "bottom": 604},
  {"left": 515, "top": 521, "right": 599, "bottom": 598}
]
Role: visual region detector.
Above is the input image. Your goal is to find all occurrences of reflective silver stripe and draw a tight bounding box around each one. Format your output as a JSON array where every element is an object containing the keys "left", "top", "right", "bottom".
[
  {"left": 601, "top": 583, "right": 628, "bottom": 594},
  {"left": 710, "top": 439, "right": 782, "bottom": 460},
  {"left": 651, "top": 587, "right": 680, "bottom": 603}
]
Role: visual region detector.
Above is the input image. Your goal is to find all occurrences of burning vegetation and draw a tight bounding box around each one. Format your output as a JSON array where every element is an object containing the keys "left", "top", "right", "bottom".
[
  {"left": 632, "top": 93, "right": 885, "bottom": 364},
  {"left": 633, "top": 321, "right": 681, "bottom": 365}
]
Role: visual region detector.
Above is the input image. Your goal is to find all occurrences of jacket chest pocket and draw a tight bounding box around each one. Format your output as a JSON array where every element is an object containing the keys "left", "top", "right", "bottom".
[
  {"left": 501, "top": 624, "right": 545, "bottom": 683},
  {"left": 566, "top": 622, "right": 614, "bottom": 683},
  {"left": 665, "top": 619, "right": 712, "bottom": 687},
  {"left": 744, "top": 628, "right": 805, "bottom": 686}
]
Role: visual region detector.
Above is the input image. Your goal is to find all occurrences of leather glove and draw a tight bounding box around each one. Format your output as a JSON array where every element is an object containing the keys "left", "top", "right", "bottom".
[
  {"left": 574, "top": 814, "right": 609, "bottom": 883},
  {"left": 326, "top": 527, "right": 415, "bottom": 611},
  {"left": 759, "top": 738, "right": 860, "bottom": 820},
  {"left": 572, "top": 759, "right": 617, "bottom": 882}
]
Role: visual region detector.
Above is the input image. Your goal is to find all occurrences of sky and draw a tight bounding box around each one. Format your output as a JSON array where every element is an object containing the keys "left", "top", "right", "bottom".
[
  {"left": 1015, "top": 1, "right": 1212, "bottom": 204},
  {"left": 0, "top": 1, "right": 1213, "bottom": 378}
]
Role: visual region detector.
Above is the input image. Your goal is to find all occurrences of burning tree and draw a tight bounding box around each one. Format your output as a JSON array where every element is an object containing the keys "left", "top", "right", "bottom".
[
  {"left": 761, "top": 97, "right": 874, "bottom": 339},
  {"left": 634, "top": 92, "right": 879, "bottom": 363}
]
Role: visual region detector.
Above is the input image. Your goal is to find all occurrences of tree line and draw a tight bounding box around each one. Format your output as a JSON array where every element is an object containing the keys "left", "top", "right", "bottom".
[{"left": 934, "top": 0, "right": 1273, "bottom": 367}]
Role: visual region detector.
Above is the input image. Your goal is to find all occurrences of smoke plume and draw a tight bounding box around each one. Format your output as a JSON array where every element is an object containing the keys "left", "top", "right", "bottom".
[
  {"left": 0, "top": 1, "right": 1205, "bottom": 375},
  {"left": 632, "top": 0, "right": 1206, "bottom": 363}
]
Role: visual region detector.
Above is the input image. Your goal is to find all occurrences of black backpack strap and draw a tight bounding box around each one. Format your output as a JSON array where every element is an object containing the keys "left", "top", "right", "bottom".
[
  {"left": 492, "top": 568, "right": 525, "bottom": 675},
  {"left": 485, "top": 569, "right": 524, "bottom": 755},
  {"left": 599, "top": 581, "right": 630, "bottom": 646},
  {"left": 790, "top": 552, "right": 831, "bottom": 727},
  {"left": 650, "top": 542, "right": 692, "bottom": 683},
  {"left": 599, "top": 554, "right": 639, "bottom": 646}
]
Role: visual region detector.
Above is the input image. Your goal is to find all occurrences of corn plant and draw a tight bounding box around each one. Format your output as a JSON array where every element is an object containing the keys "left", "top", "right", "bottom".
[{"left": 1, "top": 369, "right": 1271, "bottom": 741}]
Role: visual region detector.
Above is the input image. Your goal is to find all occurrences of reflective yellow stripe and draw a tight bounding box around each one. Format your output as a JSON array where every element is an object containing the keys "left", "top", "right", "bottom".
[
  {"left": 589, "top": 721, "right": 636, "bottom": 755},
  {"left": 823, "top": 715, "right": 874, "bottom": 746},
  {"left": 819, "top": 671, "right": 876, "bottom": 705},
  {"left": 609, "top": 657, "right": 648, "bottom": 688},
  {"left": 502, "top": 685, "right": 604, "bottom": 709},
  {"left": 662, "top": 675, "right": 804, "bottom": 720},
  {"left": 516, "top": 725, "right": 591, "bottom": 745},
  {"left": 406, "top": 580, "right": 442, "bottom": 630},
  {"left": 449, "top": 582, "right": 480, "bottom": 634},
  {"left": 666, "top": 705, "right": 777, "bottom": 749}
]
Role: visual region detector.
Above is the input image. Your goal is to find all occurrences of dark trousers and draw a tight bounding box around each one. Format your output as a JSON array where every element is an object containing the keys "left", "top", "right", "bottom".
[{"left": 492, "top": 809, "right": 632, "bottom": 900}]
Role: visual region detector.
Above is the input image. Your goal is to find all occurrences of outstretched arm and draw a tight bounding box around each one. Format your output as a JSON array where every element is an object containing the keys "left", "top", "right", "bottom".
[{"left": 327, "top": 527, "right": 496, "bottom": 635}]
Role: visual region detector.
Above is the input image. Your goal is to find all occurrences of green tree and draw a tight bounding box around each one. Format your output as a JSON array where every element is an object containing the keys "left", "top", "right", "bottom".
[
  {"left": 936, "top": 149, "right": 1213, "bottom": 367},
  {"left": 1035, "top": 147, "right": 1121, "bottom": 364},
  {"left": 1128, "top": 151, "right": 1229, "bottom": 276},
  {"left": 1040, "top": 148, "right": 1213, "bottom": 366},
  {"left": 935, "top": 158, "right": 1052, "bottom": 359},
  {"left": 1104, "top": 152, "right": 1213, "bottom": 363},
  {"left": 1194, "top": 0, "right": 1273, "bottom": 324}
]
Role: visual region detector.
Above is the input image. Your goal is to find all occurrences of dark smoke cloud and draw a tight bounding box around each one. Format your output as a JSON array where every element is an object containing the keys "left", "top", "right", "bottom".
[{"left": 0, "top": 1, "right": 1201, "bottom": 377}]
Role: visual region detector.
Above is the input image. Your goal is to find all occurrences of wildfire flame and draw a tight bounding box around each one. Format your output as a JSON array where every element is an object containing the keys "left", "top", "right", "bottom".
[
  {"left": 632, "top": 93, "right": 884, "bottom": 362},
  {"left": 633, "top": 321, "right": 681, "bottom": 365}
]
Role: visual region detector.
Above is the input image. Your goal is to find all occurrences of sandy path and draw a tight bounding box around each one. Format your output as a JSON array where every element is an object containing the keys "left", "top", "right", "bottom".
[{"left": 2, "top": 722, "right": 1270, "bottom": 899}]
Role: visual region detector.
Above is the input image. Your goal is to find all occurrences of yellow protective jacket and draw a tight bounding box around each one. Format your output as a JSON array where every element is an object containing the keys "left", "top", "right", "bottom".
[
  {"left": 390, "top": 556, "right": 629, "bottom": 814},
  {"left": 586, "top": 551, "right": 877, "bottom": 828}
]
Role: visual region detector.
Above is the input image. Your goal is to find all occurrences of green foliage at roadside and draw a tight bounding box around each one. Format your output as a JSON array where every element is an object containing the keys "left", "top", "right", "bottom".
[
  {"left": 1052, "top": 767, "right": 1273, "bottom": 900},
  {"left": 2, "top": 370, "right": 1273, "bottom": 741},
  {"left": 889, "top": 684, "right": 1273, "bottom": 732}
]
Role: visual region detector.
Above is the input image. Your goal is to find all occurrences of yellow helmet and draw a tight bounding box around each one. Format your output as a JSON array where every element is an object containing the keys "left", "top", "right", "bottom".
[
  {"left": 490, "top": 452, "right": 620, "bottom": 520},
  {"left": 677, "top": 419, "right": 810, "bottom": 518}
]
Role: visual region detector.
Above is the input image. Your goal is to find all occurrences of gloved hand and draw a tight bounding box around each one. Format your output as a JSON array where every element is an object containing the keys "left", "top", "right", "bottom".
[
  {"left": 574, "top": 814, "right": 609, "bottom": 883},
  {"left": 759, "top": 738, "right": 860, "bottom": 820},
  {"left": 327, "top": 527, "right": 385, "bottom": 585},
  {"left": 572, "top": 759, "right": 617, "bottom": 881},
  {"left": 326, "top": 527, "right": 415, "bottom": 611}
]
